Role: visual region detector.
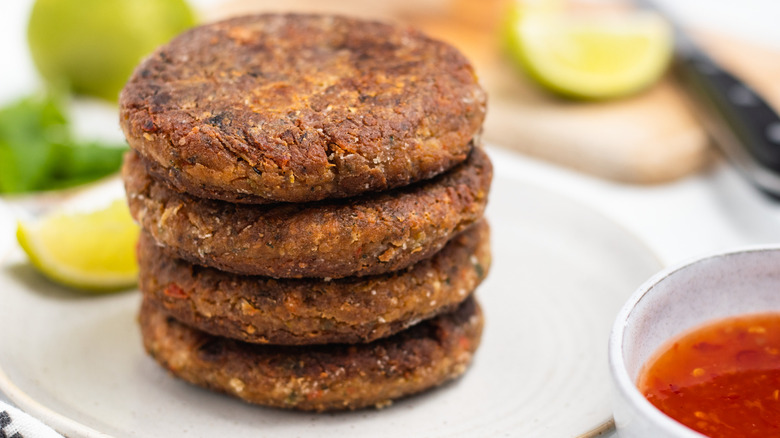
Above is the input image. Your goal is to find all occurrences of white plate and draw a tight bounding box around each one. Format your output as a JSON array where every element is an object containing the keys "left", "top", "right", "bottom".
[
  {"left": 0, "top": 199, "right": 14, "bottom": 262},
  {"left": 0, "top": 149, "right": 661, "bottom": 438}
]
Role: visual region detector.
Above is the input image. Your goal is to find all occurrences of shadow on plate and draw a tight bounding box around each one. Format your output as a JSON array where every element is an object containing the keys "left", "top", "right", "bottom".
[{"left": 3, "top": 261, "right": 137, "bottom": 301}]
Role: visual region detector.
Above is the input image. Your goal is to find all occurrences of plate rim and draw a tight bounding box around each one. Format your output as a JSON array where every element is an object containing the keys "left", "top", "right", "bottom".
[{"left": 0, "top": 365, "right": 106, "bottom": 438}]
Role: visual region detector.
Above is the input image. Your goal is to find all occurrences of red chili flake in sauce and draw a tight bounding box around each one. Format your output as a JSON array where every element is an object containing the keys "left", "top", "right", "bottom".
[{"left": 637, "top": 313, "right": 780, "bottom": 438}]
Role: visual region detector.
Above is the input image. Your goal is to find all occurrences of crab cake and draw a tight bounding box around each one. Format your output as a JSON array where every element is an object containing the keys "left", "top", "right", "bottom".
[
  {"left": 124, "top": 147, "right": 492, "bottom": 279},
  {"left": 139, "top": 220, "right": 490, "bottom": 345},
  {"left": 140, "top": 295, "right": 483, "bottom": 411},
  {"left": 119, "top": 13, "right": 486, "bottom": 204}
]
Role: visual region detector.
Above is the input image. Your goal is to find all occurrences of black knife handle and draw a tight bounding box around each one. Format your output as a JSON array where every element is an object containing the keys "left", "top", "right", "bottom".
[{"left": 676, "top": 51, "right": 780, "bottom": 171}]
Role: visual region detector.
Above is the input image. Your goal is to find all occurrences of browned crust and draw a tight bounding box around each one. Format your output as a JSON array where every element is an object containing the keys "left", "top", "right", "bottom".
[
  {"left": 119, "top": 13, "right": 486, "bottom": 204},
  {"left": 140, "top": 296, "right": 483, "bottom": 411},
  {"left": 124, "top": 147, "right": 492, "bottom": 278},
  {"left": 138, "top": 220, "right": 490, "bottom": 345}
]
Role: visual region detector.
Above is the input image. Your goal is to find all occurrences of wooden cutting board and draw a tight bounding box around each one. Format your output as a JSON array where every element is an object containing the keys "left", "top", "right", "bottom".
[{"left": 206, "top": 0, "right": 780, "bottom": 184}]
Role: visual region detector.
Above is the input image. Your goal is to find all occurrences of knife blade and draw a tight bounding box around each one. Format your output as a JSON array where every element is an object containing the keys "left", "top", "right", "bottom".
[{"left": 636, "top": 0, "right": 780, "bottom": 196}]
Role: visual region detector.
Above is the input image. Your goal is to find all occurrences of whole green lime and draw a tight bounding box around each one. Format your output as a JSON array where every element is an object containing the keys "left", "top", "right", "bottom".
[{"left": 28, "top": 0, "right": 196, "bottom": 102}]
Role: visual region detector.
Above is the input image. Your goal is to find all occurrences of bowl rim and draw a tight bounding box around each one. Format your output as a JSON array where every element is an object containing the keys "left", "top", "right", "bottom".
[{"left": 608, "top": 244, "right": 780, "bottom": 437}]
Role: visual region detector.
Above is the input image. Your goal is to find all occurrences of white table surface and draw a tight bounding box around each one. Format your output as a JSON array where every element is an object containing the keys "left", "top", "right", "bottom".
[{"left": 2, "top": 0, "right": 780, "bottom": 436}]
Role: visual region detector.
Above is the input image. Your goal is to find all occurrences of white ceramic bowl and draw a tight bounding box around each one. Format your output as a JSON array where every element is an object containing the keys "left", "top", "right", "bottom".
[{"left": 608, "top": 246, "right": 780, "bottom": 437}]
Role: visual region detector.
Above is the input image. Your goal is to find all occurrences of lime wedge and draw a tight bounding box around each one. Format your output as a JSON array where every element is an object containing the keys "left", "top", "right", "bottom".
[
  {"left": 505, "top": 9, "right": 673, "bottom": 99},
  {"left": 17, "top": 200, "right": 139, "bottom": 292}
]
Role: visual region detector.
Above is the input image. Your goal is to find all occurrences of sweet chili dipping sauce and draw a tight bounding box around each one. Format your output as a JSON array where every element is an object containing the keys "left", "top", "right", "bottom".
[{"left": 638, "top": 313, "right": 780, "bottom": 438}]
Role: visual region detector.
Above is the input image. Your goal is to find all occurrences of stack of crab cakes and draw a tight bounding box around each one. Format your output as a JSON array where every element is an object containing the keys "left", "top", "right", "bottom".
[{"left": 120, "top": 13, "right": 492, "bottom": 411}]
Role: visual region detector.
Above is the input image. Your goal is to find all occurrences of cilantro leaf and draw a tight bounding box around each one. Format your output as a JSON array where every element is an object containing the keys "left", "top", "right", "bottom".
[{"left": 0, "top": 94, "right": 127, "bottom": 194}]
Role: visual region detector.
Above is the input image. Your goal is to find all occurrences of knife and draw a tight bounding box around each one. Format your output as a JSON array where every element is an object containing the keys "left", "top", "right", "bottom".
[{"left": 636, "top": 0, "right": 780, "bottom": 196}]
